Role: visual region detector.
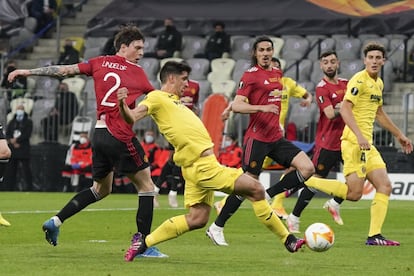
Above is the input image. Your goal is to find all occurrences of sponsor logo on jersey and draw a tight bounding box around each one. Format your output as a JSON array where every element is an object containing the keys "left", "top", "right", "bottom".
[{"left": 351, "top": 87, "right": 358, "bottom": 95}]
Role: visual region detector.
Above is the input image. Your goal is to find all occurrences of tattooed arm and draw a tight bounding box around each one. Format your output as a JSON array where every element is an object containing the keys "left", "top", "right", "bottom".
[{"left": 7, "top": 64, "right": 80, "bottom": 82}]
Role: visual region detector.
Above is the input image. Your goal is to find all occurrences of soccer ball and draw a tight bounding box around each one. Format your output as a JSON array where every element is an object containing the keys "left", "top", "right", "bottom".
[{"left": 304, "top": 222, "right": 335, "bottom": 252}]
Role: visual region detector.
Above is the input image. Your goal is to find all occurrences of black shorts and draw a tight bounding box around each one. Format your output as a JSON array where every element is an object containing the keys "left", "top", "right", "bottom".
[
  {"left": 312, "top": 146, "right": 342, "bottom": 178},
  {"left": 92, "top": 128, "right": 149, "bottom": 180},
  {"left": 0, "top": 124, "right": 4, "bottom": 139},
  {"left": 243, "top": 137, "right": 301, "bottom": 176}
]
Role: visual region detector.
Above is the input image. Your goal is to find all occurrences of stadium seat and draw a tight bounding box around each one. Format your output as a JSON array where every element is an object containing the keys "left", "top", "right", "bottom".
[
  {"left": 268, "top": 36, "right": 284, "bottom": 58},
  {"left": 232, "top": 59, "right": 251, "bottom": 83},
  {"left": 281, "top": 36, "right": 310, "bottom": 60},
  {"left": 283, "top": 59, "right": 312, "bottom": 82},
  {"left": 388, "top": 38, "right": 406, "bottom": 74},
  {"left": 310, "top": 60, "right": 325, "bottom": 85},
  {"left": 339, "top": 59, "right": 364, "bottom": 80},
  {"left": 197, "top": 80, "right": 212, "bottom": 106},
  {"left": 84, "top": 37, "right": 108, "bottom": 50},
  {"left": 23, "top": 17, "right": 37, "bottom": 33},
  {"left": 9, "top": 28, "right": 34, "bottom": 52},
  {"left": 230, "top": 36, "right": 255, "bottom": 60},
  {"left": 83, "top": 78, "right": 95, "bottom": 100},
  {"left": 298, "top": 81, "right": 316, "bottom": 93},
  {"left": 382, "top": 60, "right": 395, "bottom": 93},
  {"left": 7, "top": 97, "right": 35, "bottom": 122},
  {"left": 144, "top": 36, "right": 158, "bottom": 54},
  {"left": 211, "top": 79, "right": 236, "bottom": 98},
  {"left": 32, "top": 76, "right": 60, "bottom": 99},
  {"left": 186, "top": 58, "right": 210, "bottom": 80},
  {"left": 307, "top": 38, "right": 335, "bottom": 60},
  {"left": 360, "top": 37, "right": 390, "bottom": 55},
  {"left": 26, "top": 76, "right": 36, "bottom": 96},
  {"left": 208, "top": 58, "right": 235, "bottom": 81},
  {"left": 138, "top": 57, "right": 160, "bottom": 80},
  {"left": 30, "top": 98, "right": 56, "bottom": 134},
  {"left": 62, "top": 77, "right": 87, "bottom": 108},
  {"left": 334, "top": 37, "right": 362, "bottom": 60},
  {"left": 83, "top": 47, "right": 102, "bottom": 60},
  {"left": 181, "top": 36, "right": 207, "bottom": 59},
  {"left": 68, "top": 116, "right": 94, "bottom": 144},
  {"left": 287, "top": 99, "right": 319, "bottom": 143}
]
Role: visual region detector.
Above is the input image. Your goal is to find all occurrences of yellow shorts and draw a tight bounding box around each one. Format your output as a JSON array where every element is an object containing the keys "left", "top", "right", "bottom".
[
  {"left": 341, "top": 140, "right": 386, "bottom": 178},
  {"left": 181, "top": 155, "right": 243, "bottom": 208}
]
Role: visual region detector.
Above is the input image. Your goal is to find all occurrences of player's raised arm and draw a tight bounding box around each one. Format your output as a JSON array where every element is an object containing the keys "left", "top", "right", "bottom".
[
  {"left": 117, "top": 87, "right": 149, "bottom": 124},
  {"left": 7, "top": 64, "right": 80, "bottom": 82}
]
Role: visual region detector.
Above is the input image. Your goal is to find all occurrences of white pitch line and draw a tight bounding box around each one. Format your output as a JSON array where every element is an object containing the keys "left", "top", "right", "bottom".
[{"left": 1, "top": 205, "right": 366, "bottom": 215}]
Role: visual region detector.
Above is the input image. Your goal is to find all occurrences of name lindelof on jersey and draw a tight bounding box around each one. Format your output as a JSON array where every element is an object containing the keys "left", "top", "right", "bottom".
[{"left": 101, "top": 61, "right": 127, "bottom": 71}]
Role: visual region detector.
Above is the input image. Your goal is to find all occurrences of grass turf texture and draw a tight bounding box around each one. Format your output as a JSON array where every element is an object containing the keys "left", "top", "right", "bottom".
[{"left": 0, "top": 192, "right": 412, "bottom": 276}]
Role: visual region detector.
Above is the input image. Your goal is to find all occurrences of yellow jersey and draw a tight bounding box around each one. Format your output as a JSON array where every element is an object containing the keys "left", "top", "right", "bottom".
[
  {"left": 139, "top": 90, "right": 214, "bottom": 167},
  {"left": 341, "top": 70, "right": 383, "bottom": 144},
  {"left": 279, "top": 77, "right": 307, "bottom": 128}
]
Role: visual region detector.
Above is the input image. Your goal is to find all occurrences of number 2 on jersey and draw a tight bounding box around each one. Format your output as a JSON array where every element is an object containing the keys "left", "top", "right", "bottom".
[{"left": 101, "top": 72, "right": 121, "bottom": 107}]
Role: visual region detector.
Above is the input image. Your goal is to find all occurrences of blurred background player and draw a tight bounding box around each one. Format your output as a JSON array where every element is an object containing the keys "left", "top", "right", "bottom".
[
  {"left": 180, "top": 79, "right": 200, "bottom": 115},
  {"left": 0, "top": 122, "right": 11, "bottom": 226},
  {"left": 285, "top": 50, "right": 347, "bottom": 232},
  {"left": 218, "top": 133, "right": 242, "bottom": 168},
  {"left": 61, "top": 132, "right": 93, "bottom": 192}
]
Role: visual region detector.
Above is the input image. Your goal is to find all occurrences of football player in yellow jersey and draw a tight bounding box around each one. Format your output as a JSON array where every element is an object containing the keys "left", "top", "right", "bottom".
[
  {"left": 339, "top": 42, "right": 412, "bottom": 246},
  {"left": 118, "top": 61, "right": 306, "bottom": 261},
  {"left": 308, "top": 42, "right": 413, "bottom": 245}
]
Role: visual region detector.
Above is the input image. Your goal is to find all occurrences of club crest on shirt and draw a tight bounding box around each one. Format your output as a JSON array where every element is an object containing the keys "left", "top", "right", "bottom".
[
  {"left": 351, "top": 87, "right": 358, "bottom": 95},
  {"left": 238, "top": 81, "right": 244, "bottom": 89}
]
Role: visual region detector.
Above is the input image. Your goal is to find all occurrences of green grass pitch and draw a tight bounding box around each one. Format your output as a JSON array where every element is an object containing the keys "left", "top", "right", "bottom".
[{"left": 0, "top": 192, "right": 413, "bottom": 275}]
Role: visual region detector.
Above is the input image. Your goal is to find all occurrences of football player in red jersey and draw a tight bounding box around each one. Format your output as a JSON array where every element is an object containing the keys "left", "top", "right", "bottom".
[
  {"left": 206, "top": 36, "right": 315, "bottom": 246},
  {"left": 8, "top": 24, "right": 167, "bottom": 257}
]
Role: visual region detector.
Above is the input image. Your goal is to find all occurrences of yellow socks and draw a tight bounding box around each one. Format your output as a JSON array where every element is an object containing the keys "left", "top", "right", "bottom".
[
  {"left": 271, "top": 192, "right": 286, "bottom": 210},
  {"left": 145, "top": 215, "right": 189, "bottom": 247},
  {"left": 251, "top": 200, "right": 289, "bottom": 243},
  {"left": 305, "top": 176, "right": 348, "bottom": 199},
  {"left": 368, "top": 193, "right": 389, "bottom": 237}
]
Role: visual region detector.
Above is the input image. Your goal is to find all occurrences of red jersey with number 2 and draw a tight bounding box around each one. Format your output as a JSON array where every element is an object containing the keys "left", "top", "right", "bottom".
[{"left": 78, "top": 55, "right": 154, "bottom": 142}]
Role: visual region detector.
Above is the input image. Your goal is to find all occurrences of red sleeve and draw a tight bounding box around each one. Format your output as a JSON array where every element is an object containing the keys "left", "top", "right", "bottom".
[{"left": 316, "top": 85, "right": 333, "bottom": 111}]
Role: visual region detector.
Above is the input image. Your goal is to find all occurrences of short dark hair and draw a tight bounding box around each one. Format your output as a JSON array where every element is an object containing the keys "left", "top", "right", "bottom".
[
  {"left": 159, "top": 61, "right": 192, "bottom": 84},
  {"left": 319, "top": 50, "right": 337, "bottom": 60},
  {"left": 113, "top": 24, "right": 145, "bottom": 52},
  {"left": 251, "top": 36, "right": 274, "bottom": 65},
  {"left": 363, "top": 42, "right": 386, "bottom": 58}
]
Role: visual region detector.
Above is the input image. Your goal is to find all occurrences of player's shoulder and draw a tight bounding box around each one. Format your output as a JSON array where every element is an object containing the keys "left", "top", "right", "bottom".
[{"left": 316, "top": 79, "right": 327, "bottom": 88}]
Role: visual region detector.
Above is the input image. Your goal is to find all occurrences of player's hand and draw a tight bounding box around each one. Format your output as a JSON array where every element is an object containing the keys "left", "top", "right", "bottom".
[
  {"left": 117, "top": 87, "right": 128, "bottom": 102},
  {"left": 300, "top": 98, "right": 311, "bottom": 107},
  {"left": 397, "top": 135, "right": 413, "bottom": 154},
  {"left": 357, "top": 135, "right": 371, "bottom": 151},
  {"left": 7, "top": 69, "right": 29, "bottom": 82},
  {"left": 221, "top": 108, "right": 231, "bottom": 121},
  {"left": 261, "top": 104, "right": 279, "bottom": 114}
]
